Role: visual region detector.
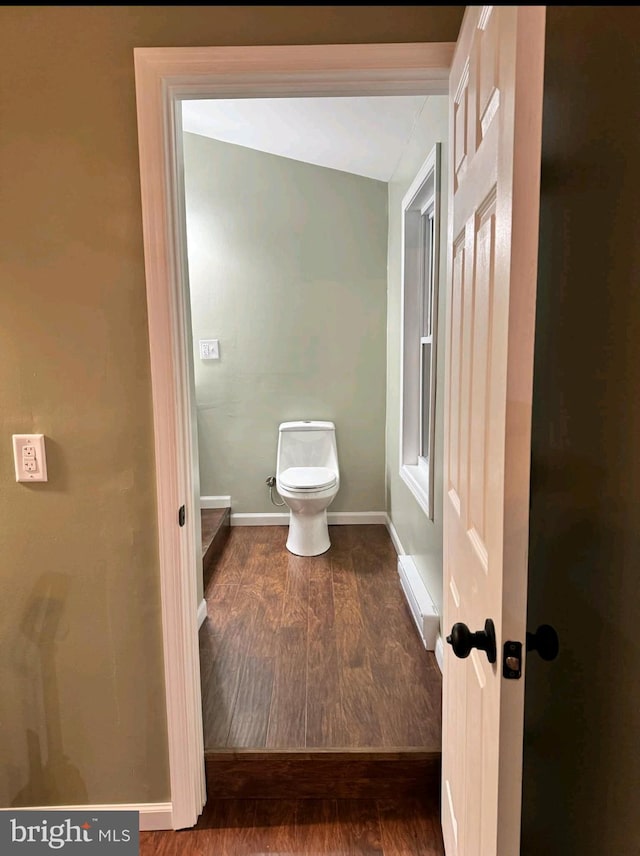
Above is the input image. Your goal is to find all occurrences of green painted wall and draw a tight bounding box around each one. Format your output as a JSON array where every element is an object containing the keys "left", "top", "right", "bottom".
[
  {"left": 385, "top": 97, "right": 449, "bottom": 611},
  {"left": 183, "top": 133, "right": 388, "bottom": 513},
  {"left": 0, "top": 5, "right": 464, "bottom": 808}
]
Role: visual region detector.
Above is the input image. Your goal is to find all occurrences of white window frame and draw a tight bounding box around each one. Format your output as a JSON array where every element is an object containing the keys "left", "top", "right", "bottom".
[{"left": 399, "top": 143, "right": 441, "bottom": 520}]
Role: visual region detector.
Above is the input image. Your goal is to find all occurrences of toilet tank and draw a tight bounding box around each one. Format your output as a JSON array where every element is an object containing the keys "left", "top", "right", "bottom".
[{"left": 277, "top": 421, "right": 338, "bottom": 474}]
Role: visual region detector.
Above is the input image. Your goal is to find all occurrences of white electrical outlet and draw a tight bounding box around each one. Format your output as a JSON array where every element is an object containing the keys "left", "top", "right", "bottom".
[
  {"left": 12, "top": 434, "right": 48, "bottom": 482},
  {"left": 199, "top": 339, "right": 220, "bottom": 360}
]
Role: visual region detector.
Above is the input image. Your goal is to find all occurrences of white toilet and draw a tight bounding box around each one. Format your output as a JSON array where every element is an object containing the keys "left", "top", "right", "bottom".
[{"left": 276, "top": 421, "right": 340, "bottom": 556}]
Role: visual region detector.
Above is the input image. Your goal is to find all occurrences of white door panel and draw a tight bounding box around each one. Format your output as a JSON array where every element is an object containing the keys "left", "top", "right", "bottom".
[{"left": 442, "top": 7, "right": 545, "bottom": 855}]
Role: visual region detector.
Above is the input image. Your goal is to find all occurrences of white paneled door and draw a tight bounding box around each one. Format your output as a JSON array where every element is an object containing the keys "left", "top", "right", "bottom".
[{"left": 442, "top": 7, "right": 546, "bottom": 856}]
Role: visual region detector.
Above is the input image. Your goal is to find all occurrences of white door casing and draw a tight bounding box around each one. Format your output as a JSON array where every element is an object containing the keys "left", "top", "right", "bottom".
[
  {"left": 441, "top": 7, "right": 545, "bottom": 856},
  {"left": 133, "top": 41, "right": 454, "bottom": 829}
]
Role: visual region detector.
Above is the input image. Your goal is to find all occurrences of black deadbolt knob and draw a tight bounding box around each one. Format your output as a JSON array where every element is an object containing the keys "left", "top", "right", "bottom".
[
  {"left": 447, "top": 622, "right": 474, "bottom": 657},
  {"left": 526, "top": 624, "right": 559, "bottom": 661},
  {"left": 447, "top": 619, "right": 497, "bottom": 664}
]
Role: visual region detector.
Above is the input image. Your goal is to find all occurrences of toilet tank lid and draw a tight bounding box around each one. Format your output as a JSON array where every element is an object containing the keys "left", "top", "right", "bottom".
[{"left": 279, "top": 421, "right": 335, "bottom": 432}]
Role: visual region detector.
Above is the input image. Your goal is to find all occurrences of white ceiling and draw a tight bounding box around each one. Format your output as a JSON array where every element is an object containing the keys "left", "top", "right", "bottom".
[{"left": 181, "top": 96, "right": 428, "bottom": 182}]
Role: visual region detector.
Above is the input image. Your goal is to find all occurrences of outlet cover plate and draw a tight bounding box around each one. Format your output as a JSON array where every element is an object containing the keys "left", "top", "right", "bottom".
[{"left": 12, "top": 434, "right": 48, "bottom": 482}]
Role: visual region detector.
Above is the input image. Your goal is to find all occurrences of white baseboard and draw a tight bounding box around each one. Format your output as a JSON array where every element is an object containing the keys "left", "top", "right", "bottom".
[
  {"left": 397, "top": 554, "right": 440, "bottom": 651},
  {"left": 200, "top": 495, "right": 231, "bottom": 509},
  {"left": 329, "top": 511, "right": 387, "bottom": 524},
  {"left": 230, "top": 511, "right": 387, "bottom": 526},
  {"left": 385, "top": 516, "right": 443, "bottom": 661},
  {"left": 385, "top": 514, "right": 404, "bottom": 555},
  {"left": 137, "top": 803, "right": 174, "bottom": 831},
  {"left": 435, "top": 634, "right": 444, "bottom": 673},
  {"left": 231, "top": 513, "right": 287, "bottom": 526},
  {"left": 197, "top": 598, "right": 207, "bottom": 629},
  {"left": 5, "top": 803, "right": 174, "bottom": 831}
]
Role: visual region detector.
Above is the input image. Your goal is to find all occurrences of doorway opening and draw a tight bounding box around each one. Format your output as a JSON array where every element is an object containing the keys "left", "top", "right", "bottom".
[
  {"left": 182, "top": 92, "right": 446, "bottom": 794},
  {"left": 135, "top": 10, "right": 547, "bottom": 846},
  {"left": 133, "top": 42, "right": 454, "bottom": 829},
  {"left": 182, "top": 95, "right": 446, "bottom": 761}
]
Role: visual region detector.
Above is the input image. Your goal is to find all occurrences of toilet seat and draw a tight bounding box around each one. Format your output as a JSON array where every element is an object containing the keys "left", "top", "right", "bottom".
[{"left": 279, "top": 466, "right": 337, "bottom": 491}]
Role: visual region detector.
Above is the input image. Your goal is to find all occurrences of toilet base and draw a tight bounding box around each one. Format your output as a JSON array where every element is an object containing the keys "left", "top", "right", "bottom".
[{"left": 286, "top": 508, "right": 330, "bottom": 556}]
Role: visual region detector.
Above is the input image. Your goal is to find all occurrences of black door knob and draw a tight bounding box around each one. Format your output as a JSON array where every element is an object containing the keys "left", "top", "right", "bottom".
[
  {"left": 447, "top": 618, "right": 497, "bottom": 664},
  {"left": 526, "top": 624, "right": 559, "bottom": 661}
]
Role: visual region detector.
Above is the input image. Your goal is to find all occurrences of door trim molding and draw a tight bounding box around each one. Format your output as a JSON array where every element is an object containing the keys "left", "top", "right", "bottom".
[{"left": 133, "top": 41, "right": 454, "bottom": 830}]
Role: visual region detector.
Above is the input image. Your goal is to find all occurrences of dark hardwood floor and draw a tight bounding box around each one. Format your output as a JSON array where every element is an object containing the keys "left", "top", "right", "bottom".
[
  {"left": 201, "top": 507, "right": 231, "bottom": 592},
  {"left": 199, "top": 524, "right": 442, "bottom": 751},
  {"left": 140, "top": 796, "right": 445, "bottom": 855},
  {"left": 177, "top": 524, "right": 444, "bottom": 851},
  {"left": 204, "top": 750, "right": 440, "bottom": 799}
]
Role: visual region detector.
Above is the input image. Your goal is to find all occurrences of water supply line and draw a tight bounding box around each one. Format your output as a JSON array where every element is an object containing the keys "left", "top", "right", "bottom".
[{"left": 266, "top": 475, "right": 286, "bottom": 506}]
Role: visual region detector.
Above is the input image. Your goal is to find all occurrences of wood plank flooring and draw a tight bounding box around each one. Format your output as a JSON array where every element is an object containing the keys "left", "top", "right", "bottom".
[
  {"left": 199, "top": 525, "right": 441, "bottom": 751},
  {"left": 201, "top": 508, "right": 231, "bottom": 592},
  {"left": 205, "top": 750, "right": 440, "bottom": 799},
  {"left": 140, "top": 796, "right": 444, "bottom": 855},
  {"left": 201, "top": 508, "right": 229, "bottom": 556}
]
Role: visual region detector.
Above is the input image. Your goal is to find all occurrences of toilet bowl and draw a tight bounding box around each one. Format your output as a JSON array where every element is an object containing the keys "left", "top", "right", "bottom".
[{"left": 276, "top": 421, "right": 339, "bottom": 556}]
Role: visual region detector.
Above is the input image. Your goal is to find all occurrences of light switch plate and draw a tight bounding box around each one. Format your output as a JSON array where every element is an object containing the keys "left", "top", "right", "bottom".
[
  {"left": 199, "top": 339, "right": 220, "bottom": 360},
  {"left": 12, "top": 434, "right": 48, "bottom": 482}
]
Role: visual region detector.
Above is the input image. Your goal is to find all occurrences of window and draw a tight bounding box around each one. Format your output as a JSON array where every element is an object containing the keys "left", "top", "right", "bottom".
[{"left": 400, "top": 144, "right": 441, "bottom": 520}]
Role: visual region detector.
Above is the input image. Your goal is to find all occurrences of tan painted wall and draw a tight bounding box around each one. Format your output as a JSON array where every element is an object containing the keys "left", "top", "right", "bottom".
[
  {"left": 522, "top": 8, "right": 640, "bottom": 853},
  {"left": 184, "top": 133, "right": 388, "bottom": 514},
  {"left": 385, "top": 97, "right": 449, "bottom": 611},
  {"left": 0, "top": 5, "right": 464, "bottom": 809}
]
